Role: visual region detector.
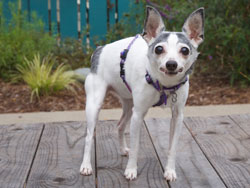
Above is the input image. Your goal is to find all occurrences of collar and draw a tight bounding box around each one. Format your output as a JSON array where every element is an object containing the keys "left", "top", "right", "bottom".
[{"left": 145, "top": 71, "right": 188, "bottom": 106}]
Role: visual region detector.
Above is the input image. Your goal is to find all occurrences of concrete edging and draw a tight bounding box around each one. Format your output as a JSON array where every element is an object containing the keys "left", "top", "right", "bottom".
[{"left": 0, "top": 104, "right": 249, "bottom": 125}]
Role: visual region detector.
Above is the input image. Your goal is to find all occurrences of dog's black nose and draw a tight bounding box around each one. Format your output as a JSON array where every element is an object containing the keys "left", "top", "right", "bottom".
[{"left": 166, "top": 61, "right": 178, "bottom": 71}]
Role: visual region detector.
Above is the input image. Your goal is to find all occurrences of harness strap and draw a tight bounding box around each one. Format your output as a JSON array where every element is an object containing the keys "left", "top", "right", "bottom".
[
  {"left": 120, "top": 35, "right": 140, "bottom": 93},
  {"left": 145, "top": 71, "right": 188, "bottom": 107}
]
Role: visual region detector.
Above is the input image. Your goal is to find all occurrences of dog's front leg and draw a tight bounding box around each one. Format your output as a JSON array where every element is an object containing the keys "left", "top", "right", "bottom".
[
  {"left": 124, "top": 108, "right": 147, "bottom": 180},
  {"left": 164, "top": 105, "right": 184, "bottom": 181}
]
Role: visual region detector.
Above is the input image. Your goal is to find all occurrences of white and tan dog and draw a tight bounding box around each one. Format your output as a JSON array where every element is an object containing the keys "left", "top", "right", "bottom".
[{"left": 80, "top": 6, "right": 204, "bottom": 181}]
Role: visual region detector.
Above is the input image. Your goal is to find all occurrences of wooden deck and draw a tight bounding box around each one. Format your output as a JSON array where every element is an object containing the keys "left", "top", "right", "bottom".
[{"left": 0, "top": 114, "right": 250, "bottom": 188}]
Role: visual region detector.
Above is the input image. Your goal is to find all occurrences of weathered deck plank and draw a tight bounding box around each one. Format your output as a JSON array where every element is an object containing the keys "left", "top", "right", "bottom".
[
  {"left": 184, "top": 116, "right": 250, "bottom": 188},
  {"left": 96, "top": 120, "right": 169, "bottom": 188},
  {"left": 230, "top": 114, "right": 250, "bottom": 136},
  {"left": 96, "top": 121, "right": 129, "bottom": 188},
  {"left": 26, "top": 121, "right": 95, "bottom": 188},
  {"left": 0, "top": 123, "right": 43, "bottom": 188},
  {"left": 1, "top": 114, "right": 249, "bottom": 188},
  {"left": 145, "top": 118, "right": 225, "bottom": 188}
]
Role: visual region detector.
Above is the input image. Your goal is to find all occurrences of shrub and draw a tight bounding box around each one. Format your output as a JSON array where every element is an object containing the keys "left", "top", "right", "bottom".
[
  {"left": 16, "top": 54, "right": 79, "bottom": 101},
  {"left": 53, "top": 38, "right": 93, "bottom": 70},
  {"left": 147, "top": 0, "right": 250, "bottom": 85},
  {"left": 0, "top": 1, "right": 56, "bottom": 81},
  {"left": 106, "top": 0, "right": 250, "bottom": 85}
]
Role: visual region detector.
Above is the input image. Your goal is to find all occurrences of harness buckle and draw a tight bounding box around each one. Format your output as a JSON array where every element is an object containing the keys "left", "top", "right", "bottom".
[
  {"left": 120, "top": 49, "right": 129, "bottom": 60},
  {"left": 120, "top": 69, "right": 125, "bottom": 76},
  {"left": 145, "top": 73, "right": 153, "bottom": 84}
]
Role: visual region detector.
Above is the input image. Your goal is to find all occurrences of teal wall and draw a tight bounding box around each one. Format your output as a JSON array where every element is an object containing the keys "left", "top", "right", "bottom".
[{"left": 2, "top": 0, "right": 130, "bottom": 40}]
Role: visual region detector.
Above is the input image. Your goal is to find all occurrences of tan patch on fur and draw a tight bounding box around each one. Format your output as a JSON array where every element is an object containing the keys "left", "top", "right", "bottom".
[
  {"left": 144, "top": 18, "right": 159, "bottom": 42},
  {"left": 188, "top": 14, "right": 202, "bottom": 41},
  {"left": 144, "top": 11, "right": 163, "bottom": 43}
]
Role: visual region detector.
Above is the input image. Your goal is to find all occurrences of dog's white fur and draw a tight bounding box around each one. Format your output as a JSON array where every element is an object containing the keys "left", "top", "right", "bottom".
[{"left": 80, "top": 6, "right": 204, "bottom": 181}]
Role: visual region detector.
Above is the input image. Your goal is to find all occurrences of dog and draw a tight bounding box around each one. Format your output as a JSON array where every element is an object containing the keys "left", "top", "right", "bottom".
[{"left": 80, "top": 6, "right": 204, "bottom": 181}]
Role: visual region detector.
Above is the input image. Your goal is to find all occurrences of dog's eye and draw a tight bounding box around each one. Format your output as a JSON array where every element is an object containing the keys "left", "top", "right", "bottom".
[
  {"left": 155, "top": 46, "right": 164, "bottom": 55},
  {"left": 180, "top": 47, "right": 189, "bottom": 56}
]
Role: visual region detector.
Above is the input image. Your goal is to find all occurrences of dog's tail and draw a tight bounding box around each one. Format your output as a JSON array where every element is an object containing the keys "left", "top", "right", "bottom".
[{"left": 90, "top": 46, "right": 104, "bottom": 73}]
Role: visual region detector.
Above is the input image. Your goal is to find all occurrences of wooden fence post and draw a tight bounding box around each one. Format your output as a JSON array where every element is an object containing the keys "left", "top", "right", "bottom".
[
  {"left": 106, "top": 0, "right": 110, "bottom": 31},
  {"left": 77, "top": 0, "right": 81, "bottom": 41},
  {"left": 18, "top": 0, "right": 22, "bottom": 28},
  {"left": 56, "top": 0, "right": 61, "bottom": 45},
  {"left": 86, "top": 0, "right": 90, "bottom": 49},
  {"left": 27, "top": 0, "right": 31, "bottom": 22},
  {"left": 115, "top": 0, "right": 118, "bottom": 24},
  {"left": 0, "top": 2, "right": 2, "bottom": 27},
  {"left": 18, "top": 0, "right": 22, "bottom": 11},
  {"left": 107, "top": 0, "right": 118, "bottom": 28},
  {"left": 48, "top": 0, "right": 52, "bottom": 35},
  {"left": 22, "top": 0, "right": 125, "bottom": 46}
]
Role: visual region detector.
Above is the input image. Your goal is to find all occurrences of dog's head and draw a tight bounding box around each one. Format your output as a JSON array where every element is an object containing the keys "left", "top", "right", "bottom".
[{"left": 143, "top": 6, "right": 204, "bottom": 80}]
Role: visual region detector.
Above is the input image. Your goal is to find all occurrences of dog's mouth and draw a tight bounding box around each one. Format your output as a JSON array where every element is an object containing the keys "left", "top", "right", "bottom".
[{"left": 159, "top": 67, "right": 183, "bottom": 76}]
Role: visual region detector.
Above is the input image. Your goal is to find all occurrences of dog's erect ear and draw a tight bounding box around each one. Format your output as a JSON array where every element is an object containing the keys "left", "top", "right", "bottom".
[
  {"left": 182, "top": 7, "right": 204, "bottom": 48},
  {"left": 143, "top": 6, "right": 165, "bottom": 44}
]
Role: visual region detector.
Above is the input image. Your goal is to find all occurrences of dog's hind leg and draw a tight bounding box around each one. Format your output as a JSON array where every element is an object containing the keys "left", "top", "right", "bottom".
[
  {"left": 80, "top": 73, "right": 107, "bottom": 176},
  {"left": 117, "top": 99, "right": 133, "bottom": 156}
]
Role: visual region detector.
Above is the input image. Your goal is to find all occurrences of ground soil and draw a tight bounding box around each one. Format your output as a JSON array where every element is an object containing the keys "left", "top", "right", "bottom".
[{"left": 0, "top": 73, "right": 250, "bottom": 113}]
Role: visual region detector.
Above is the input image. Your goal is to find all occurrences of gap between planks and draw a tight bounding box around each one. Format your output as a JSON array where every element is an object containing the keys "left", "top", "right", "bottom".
[
  {"left": 184, "top": 115, "right": 250, "bottom": 188},
  {"left": 95, "top": 120, "right": 169, "bottom": 188},
  {"left": 24, "top": 123, "right": 46, "bottom": 188},
  {"left": 143, "top": 120, "right": 171, "bottom": 188},
  {"left": 146, "top": 118, "right": 225, "bottom": 188},
  {"left": 0, "top": 123, "right": 44, "bottom": 188},
  {"left": 183, "top": 119, "right": 228, "bottom": 188},
  {"left": 25, "top": 121, "right": 94, "bottom": 188}
]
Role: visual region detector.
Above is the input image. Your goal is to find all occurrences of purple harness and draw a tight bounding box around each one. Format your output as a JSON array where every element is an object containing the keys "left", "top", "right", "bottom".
[
  {"left": 120, "top": 34, "right": 140, "bottom": 92},
  {"left": 145, "top": 72, "right": 188, "bottom": 106},
  {"left": 120, "top": 35, "right": 188, "bottom": 107}
]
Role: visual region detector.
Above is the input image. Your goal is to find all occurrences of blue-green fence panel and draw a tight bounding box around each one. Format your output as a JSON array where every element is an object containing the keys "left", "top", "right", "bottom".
[
  {"left": 89, "top": 0, "right": 107, "bottom": 40},
  {"left": 2, "top": 0, "right": 130, "bottom": 41}
]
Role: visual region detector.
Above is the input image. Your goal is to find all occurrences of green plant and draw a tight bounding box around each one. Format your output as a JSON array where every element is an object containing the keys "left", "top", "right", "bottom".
[
  {"left": 0, "top": 1, "right": 56, "bottom": 81},
  {"left": 105, "top": 0, "right": 250, "bottom": 85},
  {"left": 153, "top": 0, "right": 250, "bottom": 85},
  {"left": 53, "top": 38, "right": 93, "bottom": 70},
  {"left": 17, "top": 54, "right": 79, "bottom": 101}
]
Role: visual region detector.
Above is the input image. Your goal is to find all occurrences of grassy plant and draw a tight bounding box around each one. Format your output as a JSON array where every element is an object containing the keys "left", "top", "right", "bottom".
[
  {"left": 17, "top": 54, "right": 79, "bottom": 101},
  {"left": 0, "top": 1, "right": 56, "bottom": 81}
]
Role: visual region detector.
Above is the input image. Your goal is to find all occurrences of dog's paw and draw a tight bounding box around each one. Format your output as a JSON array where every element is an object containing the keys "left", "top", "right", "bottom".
[
  {"left": 164, "top": 168, "right": 177, "bottom": 182},
  {"left": 124, "top": 168, "right": 137, "bottom": 180},
  {"left": 80, "top": 163, "right": 93, "bottom": 176},
  {"left": 120, "top": 147, "right": 130, "bottom": 156}
]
